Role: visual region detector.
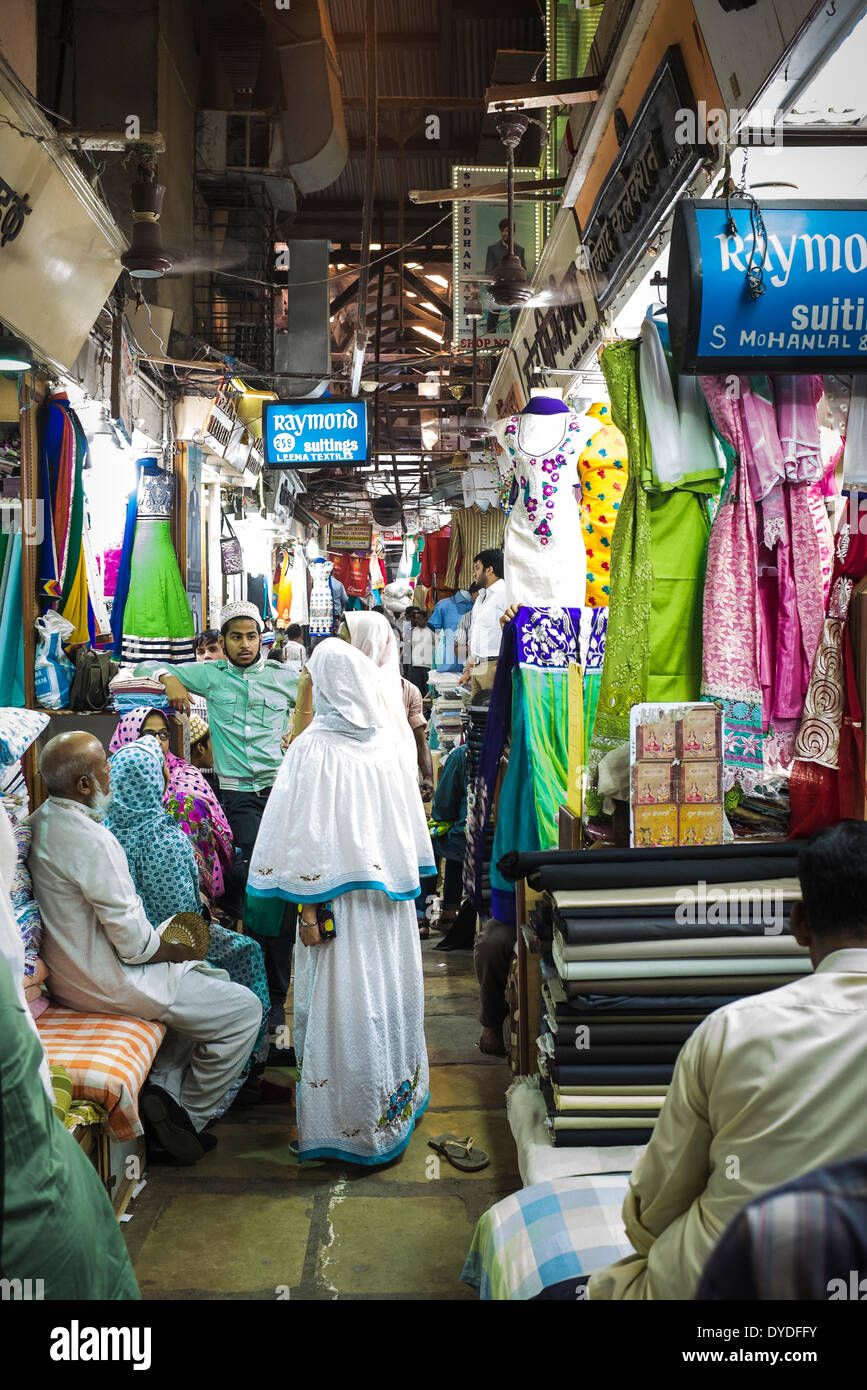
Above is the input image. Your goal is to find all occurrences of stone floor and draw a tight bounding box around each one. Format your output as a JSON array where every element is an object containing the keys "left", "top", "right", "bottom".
[{"left": 122, "top": 939, "right": 518, "bottom": 1300}]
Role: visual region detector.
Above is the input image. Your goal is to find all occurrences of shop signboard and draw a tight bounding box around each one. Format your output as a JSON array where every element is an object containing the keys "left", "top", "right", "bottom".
[
  {"left": 451, "top": 165, "right": 542, "bottom": 354},
  {"left": 262, "top": 400, "right": 368, "bottom": 467},
  {"left": 581, "top": 46, "right": 708, "bottom": 308},
  {"left": 487, "top": 208, "right": 602, "bottom": 417},
  {"left": 669, "top": 199, "right": 867, "bottom": 374},
  {"left": 328, "top": 520, "right": 373, "bottom": 550}
]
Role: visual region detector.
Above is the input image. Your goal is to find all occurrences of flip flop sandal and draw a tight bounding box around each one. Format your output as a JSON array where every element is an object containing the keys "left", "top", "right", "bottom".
[{"left": 427, "top": 1133, "right": 490, "bottom": 1172}]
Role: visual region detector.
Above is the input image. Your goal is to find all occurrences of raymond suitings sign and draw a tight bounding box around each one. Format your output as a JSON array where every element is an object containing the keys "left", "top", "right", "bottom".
[
  {"left": 582, "top": 46, "right": 708, "bottom": 308},
  {"left": 669, "top": 199, "right": 867, "bottom": 374},
  {"left": 262, "top": 400, "right": 368, "bottom": 467}
]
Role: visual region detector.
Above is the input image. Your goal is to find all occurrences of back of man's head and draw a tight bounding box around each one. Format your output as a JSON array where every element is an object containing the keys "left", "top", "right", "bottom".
[
  {"left": 286, "top": 623, "right": 302, "bottom": 642},
  {"left": 798, "top": 821, "right": 867, "bottom": 941}
]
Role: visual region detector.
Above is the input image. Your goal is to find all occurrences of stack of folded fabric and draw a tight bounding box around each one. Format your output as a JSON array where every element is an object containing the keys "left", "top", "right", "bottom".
[
  {"left": 109, "top": 666, "right": 171, "bottom": 713},
  {"left": 500, "top": 844, "right": 809, "bottom": 1148}
]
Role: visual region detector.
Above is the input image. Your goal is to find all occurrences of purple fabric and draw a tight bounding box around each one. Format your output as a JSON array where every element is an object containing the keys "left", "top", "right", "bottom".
[{"left": 521, "top": 398, "right": 570, "bottom": 416}]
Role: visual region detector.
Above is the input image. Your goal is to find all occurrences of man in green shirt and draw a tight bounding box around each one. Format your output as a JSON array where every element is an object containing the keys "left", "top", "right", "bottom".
[{"left": 139, "top": 601, "right": 298, "bottom": 1055}]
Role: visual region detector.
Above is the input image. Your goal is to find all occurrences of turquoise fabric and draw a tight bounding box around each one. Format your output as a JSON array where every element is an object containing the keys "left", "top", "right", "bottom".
[{"left": 0, "top": 533, "right": 24, "bottom": 706}]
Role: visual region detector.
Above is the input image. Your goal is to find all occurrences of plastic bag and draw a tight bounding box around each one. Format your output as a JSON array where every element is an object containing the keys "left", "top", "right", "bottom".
[{"left": 34, "top": 612, "right": 75, "bottom": 709}]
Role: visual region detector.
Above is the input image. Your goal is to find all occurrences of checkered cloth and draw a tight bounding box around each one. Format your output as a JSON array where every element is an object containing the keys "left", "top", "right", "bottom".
[
  {"left": 36, "top": 1006, "right": 166, "bottom": 1141},
  {"left": 461, "top": 1176, "right": 633, "bottom": 1300}
]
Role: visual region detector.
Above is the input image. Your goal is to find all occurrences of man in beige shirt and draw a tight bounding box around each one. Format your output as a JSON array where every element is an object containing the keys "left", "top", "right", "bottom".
[{"left": 589, "top": 819, "right": 867, "bottom": 1300}]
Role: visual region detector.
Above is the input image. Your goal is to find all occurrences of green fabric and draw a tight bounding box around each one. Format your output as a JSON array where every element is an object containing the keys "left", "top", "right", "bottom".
[
  {"left": 647, "top": 488, "right": 710, "bottom": 704},
  {"left": 491, "top": 667, "right": 570, "bottom": 900},
  {"left": 137, "top": 657, "right": 299, "bottom": 793},
  {"left": 583, "top": 669, "right": 602, "bottom": 762},
  {"left": 243, "top": 889, "right": 286, "bottom": 938},
  {"left": 64, "top": 1099, "right": 109, "bottom": 1129},
  {"left": 124, "top": 520, "right": 194, "bottom": 639},
  {"left": 49, "top": 1063, "right": 74, "bottom": 1121},
  {"left": 60, "top": 418, "right": 85, "bottom": 610},
  {"left": 0, "top": 958, "right": 140, "bottom": 1300},
  {"left": 590, "top": 340, "right": 653, "bottom": 767},
  {"left": 590, "top": 338, "right": 716, "bottom": 771}
]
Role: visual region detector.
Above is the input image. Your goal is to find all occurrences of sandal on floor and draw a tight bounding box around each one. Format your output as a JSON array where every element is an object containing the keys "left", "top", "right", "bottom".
[{"left": 427, "top": 1133, "right": 490, "bottom": 1172}]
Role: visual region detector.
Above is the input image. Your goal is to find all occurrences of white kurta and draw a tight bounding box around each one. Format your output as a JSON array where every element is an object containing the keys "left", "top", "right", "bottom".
[
  {"left": 28, "top": 798, "right": 197, "bottom": 1017},
  {"left": 493, "top": 411, "right": 587, "bottom": 609},
  {"left": 294, "top": 890, "right": 429, "bottom": 1164}
]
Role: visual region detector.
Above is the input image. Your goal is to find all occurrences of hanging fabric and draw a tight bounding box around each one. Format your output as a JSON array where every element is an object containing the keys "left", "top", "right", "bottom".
[
  {"left": 110, "top": 459, "right": 142, "bottom": 656},
  {"left": 120, "top": 461, "right": 195, "bottom": 664}
]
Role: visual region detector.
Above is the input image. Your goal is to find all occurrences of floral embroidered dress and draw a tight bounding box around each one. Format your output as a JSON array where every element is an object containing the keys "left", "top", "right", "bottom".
[
  {"left": 492, "top": 410, "right": 586, "bottom": 608},
  {"left": 700, "top": 375, "right": 825, "bottom": 789},
  {"left": 109, "top": 706, "right": 234, "bottom": 902},
  {"left": 248, "top": 640, "right": 434, "bottom": 1164}
]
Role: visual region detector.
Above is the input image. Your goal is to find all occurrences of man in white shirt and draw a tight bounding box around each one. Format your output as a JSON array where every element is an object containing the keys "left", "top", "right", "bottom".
[
  {"left": 588, "top": 819, "right": 867, "bottom": 1300},
  {"left": 28, "top": 732, "right": 262, "bottom": 1165},
  {"left": 459, "top": 549, "right": 507, "bottom": 695}
]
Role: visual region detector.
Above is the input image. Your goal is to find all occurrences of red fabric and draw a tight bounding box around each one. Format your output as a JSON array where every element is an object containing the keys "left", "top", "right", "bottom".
[
  {"left": 419, "top": 527, "right": 451, "bottom": 588},
  {"left": 328, "top": 551, "right": 370, "bottom": 598}
]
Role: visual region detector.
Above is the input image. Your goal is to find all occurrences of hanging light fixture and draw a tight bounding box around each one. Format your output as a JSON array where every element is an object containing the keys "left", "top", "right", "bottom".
[
  {"left": 120, "top": 156, "right": 173, "bottom": 279},
  {"left": 462, "top": 287, "right": 491, "bottom": 437},
  {"left": 0, "top": 333, "right": 32, "bottom": 372},
  {"left": 489, "top": 112, "right": 534, "bottom": 309}
]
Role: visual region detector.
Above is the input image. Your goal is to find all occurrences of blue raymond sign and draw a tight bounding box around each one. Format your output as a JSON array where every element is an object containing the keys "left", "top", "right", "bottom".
[
  {"left": 262, "top": 400, "right": 368, "bottom": 467},
  {"left": 669, "top": 200, "right": 867, "bottom": 374}
]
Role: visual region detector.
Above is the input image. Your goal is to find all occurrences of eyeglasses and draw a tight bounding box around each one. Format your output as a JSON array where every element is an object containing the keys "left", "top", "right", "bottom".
[{"left": 141, "top": 730, "right": 170, "bottom": 744}]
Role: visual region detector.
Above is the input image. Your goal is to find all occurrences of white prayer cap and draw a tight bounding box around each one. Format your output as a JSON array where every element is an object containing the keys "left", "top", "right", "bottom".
[{"left": 219, "top": 601, "right": 263, "bottom": 631}]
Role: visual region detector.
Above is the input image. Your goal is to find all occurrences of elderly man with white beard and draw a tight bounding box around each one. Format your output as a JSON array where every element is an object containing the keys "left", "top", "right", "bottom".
[{"left": 28, "top": 731, "right": 261, "bottom": 1164}]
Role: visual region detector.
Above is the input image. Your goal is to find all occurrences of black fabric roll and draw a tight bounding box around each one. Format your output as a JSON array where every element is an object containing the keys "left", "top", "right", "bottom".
[
  {"left": 550, "top": 1063, "right": 675, "bottom": 1085},
  {"left": 531, "top": 857, "right": 799, "bottom": 894},
  {"left": 554, "top": 909, "right": 793, "bottom": 945},
  {"left": 549, "top": 1043, "right": 682, "bottom": 1064},
  {"left": 551, "top": 1129, "right": 654, "bottom": 1147},
  {"left": 549, "top": 1021, "right": 697, "bottom": 1044},
  {"left": 545, "top": 993, "right": 739, "bottom": 1019},
  {"left": 497, "top": 842, "right": 803, "bottom": 883}
]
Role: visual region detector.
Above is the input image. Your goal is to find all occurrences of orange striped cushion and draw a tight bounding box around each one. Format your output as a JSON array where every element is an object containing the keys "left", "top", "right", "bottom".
[{"left": 36, "top": 1007, "right": 166, "bottom": 1141}]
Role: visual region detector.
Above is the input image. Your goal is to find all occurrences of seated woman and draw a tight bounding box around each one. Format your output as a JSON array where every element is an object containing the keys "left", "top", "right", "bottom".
[
  {"left": 109, "top": 707, "right": 234, "bottom": 909},
  {"left": 248, "top": 638, "right": 436, "bottom": 1165},
  {"left": 105, "top": 740, "right": 271, "bottom": 1109}
]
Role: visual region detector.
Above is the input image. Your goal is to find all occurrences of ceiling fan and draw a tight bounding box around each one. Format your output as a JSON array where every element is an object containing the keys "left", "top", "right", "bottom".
[{"left": 120, "top": 155, "right": 249, "bottom": 280}]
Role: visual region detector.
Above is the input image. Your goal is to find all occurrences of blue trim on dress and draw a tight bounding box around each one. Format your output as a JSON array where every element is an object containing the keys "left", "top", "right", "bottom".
[
  {"left": 296, "top": 1091, "right": 431, "bottom": 1166},
  {"left": 247, "top": 866, "right": 438, "bottom": 905}
]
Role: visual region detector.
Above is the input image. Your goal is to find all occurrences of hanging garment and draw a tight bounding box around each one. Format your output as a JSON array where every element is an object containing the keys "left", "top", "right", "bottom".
[
  {"left": 110, "top": 459, "right": 142, "bottom": 655},
  {"left": 273, "top": 547, "right": 293, "bottom": 624},
  {"left": 308, "top": 558, "right": 335, "bottom": 637},
  {"left": 465, "top": 607, "right": 581, "bottom": 924},
  {"left": 0, "top": 534, "right": 23, "bottom": 707},
  {"left": 700, "top": 376, "right": 825, "bottom": 786},
  {"left": 419, "top": 525, "right": 451, "bottom": 589},
  {"left": 441, "top": 504, "right": 506, "bottom": 590},
  {"left": 120, "top": 461, "right": 195, "bottom": 663},
  {"left": 39, "top": 393, "right": 111, "bottom": 647},
  {"left": 789, "top": 495, "right": 867, "bottom": 836},
  {"left": 576, "top": 405, "right": 629, "bottom": 607},
  {"left": 492, "top": 412, "right": 586, "bottom": 608}
]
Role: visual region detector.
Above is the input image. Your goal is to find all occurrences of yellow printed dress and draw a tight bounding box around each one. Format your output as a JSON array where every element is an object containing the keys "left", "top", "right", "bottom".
[{"left": 576, "top": 403, "right": 629, "bottom": 608}]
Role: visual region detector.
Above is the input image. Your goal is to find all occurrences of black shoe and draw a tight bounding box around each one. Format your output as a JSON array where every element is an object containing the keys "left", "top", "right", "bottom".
[
  {"left": 140, "top": 1083, "right": 208, "bottom": 1166},
  {"left": 267, "top": 1043, "right": 297, "bottom": 1068}
]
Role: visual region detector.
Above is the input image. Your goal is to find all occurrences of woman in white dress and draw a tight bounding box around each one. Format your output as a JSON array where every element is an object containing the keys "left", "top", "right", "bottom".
[{"left": 247, "top": 638, "right": 436, "bottom": 1164}]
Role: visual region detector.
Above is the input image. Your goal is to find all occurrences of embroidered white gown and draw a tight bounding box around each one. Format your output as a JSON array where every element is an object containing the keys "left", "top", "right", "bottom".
[{"left": 492, "top": 410, "right": 588, "bottom": 608}]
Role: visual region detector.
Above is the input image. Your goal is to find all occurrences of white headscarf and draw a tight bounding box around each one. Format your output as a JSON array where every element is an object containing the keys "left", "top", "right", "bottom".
[
  {"left": 344, "top": 611, "right": 417, "bottom": 774},
  {"left": 248, "top": 638, "right": 434, "bottom": 903}
]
